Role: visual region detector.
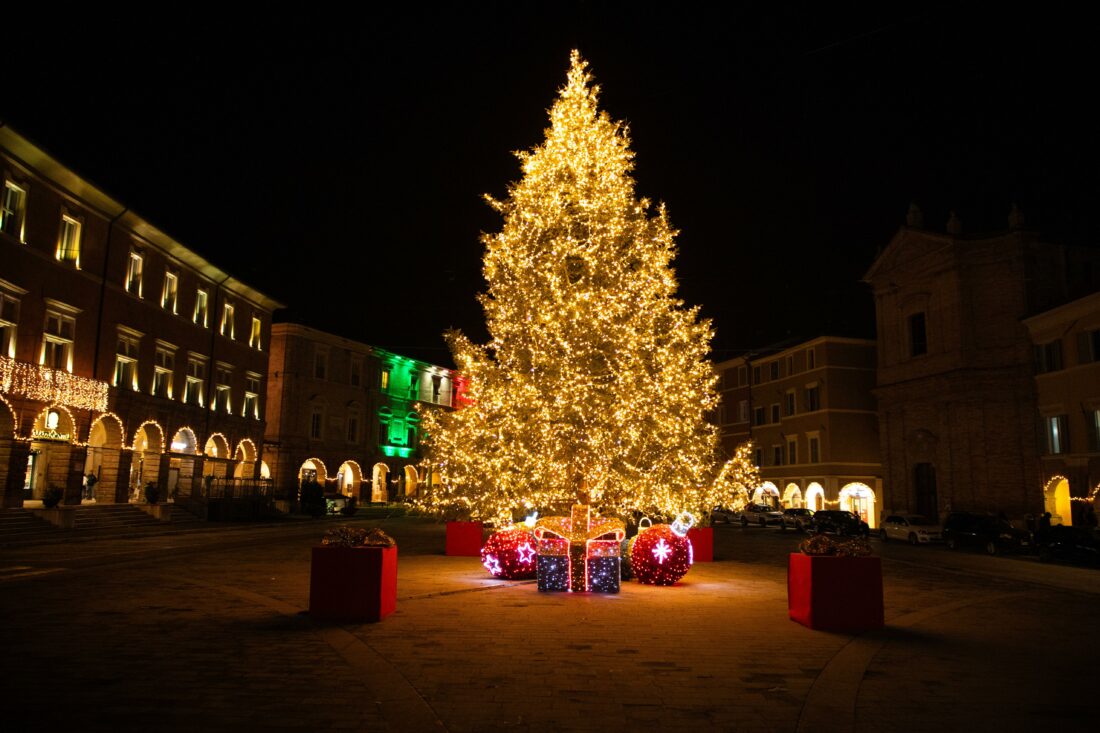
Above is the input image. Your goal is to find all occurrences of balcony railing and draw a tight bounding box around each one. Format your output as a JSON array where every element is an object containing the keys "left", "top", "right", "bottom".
[{"left": 0, "top": 356, "right": 109, "bottom": 412}]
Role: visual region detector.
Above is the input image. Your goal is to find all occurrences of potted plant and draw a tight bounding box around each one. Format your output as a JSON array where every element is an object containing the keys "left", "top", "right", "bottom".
[
  {"left": 42, "top": 486, "right": 63, "bottom": 509},
  {"left": 37, "top": 486, "right": 76, "bottom": 528},
  {"left": 310, "top": 526, "right": 398, "bottom": 622},
  {"left": 788, "top": 534, "right": 883, "bottom": 631},
  {"left": 144, "top": 482, "right": 161, "bottom": 504}
]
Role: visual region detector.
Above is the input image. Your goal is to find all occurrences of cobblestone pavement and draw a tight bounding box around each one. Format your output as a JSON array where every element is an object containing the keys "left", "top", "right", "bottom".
[{"left": 1, "top": 518, "right": 1097, "bottom": 732}]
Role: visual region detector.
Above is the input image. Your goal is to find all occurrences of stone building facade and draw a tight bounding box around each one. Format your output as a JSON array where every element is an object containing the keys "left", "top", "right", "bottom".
[
  {"left": 864, "top": 209, "right": 1100, "bottom": 521},
  {"left": 1, "top": 126, "right": 282, "bottom": 508},
  {"left": 263, "top": 323, "right": 461, "bottom": 505}
]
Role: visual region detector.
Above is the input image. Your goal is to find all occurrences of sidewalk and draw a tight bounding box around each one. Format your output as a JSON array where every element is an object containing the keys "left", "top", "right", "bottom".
[{"left": 1, "top": 518, "right": 1095, "bottom": 732}]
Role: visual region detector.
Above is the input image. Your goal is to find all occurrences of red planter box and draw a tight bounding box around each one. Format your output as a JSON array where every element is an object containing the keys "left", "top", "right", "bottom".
[
  {"left": 446, "top": 521, "right": 484, "bottom": 556},
  {"left": 310, "top": 546, "right": 397, "bottom": 622},
  {"left": 687, "top": 526, "right": 714, "bottom": 562},
  {"left": 787, "top": 553, "right": 883, "bottom": 631}
]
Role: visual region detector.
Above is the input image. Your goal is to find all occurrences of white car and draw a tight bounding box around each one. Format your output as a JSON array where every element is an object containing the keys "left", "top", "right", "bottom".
[
  {"left": 880, "top": 514, "right": 941, "bottom": 544},
  {"left": 737, "top": 504, "right": 784, "bottom": 527}
]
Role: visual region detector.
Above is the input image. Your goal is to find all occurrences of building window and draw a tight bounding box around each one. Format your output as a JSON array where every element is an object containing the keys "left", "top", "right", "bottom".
[
  {"left": 184, "top": 356, "right": 206, "bottom": 406},
  {"left": 786, "top": 390, "right": 796, "bottom": 416},
  {"left": 153, "top": 345, "right": 175, "bottom": 399},
  {"left": 769, "top": 361, "right": 780, "bottom": 380},
  {"left": 0, "top": 290, "right": 19, "bottom": 359},
  {"left": 380, "top": 369, "right": 390, "bottom": 390},
  {"left": 753, "top": 406, "right": 765, "bottom": 426},
  {"left": 409, "top": 371, "right": 419, "bottom": 398},
  {"left": 787, "top": 439, "right": 797, "bottom": 465},
  {"left": 249, "top": 317, "right": 262, "bottom": 350},
  {"left": 1089, "top": 409, "right": 1100, "bottom": 453},
  {"left": 347, "top": 412, "right": 360, "bottom": 443},
  {"left": 805, "top": 385, "right": 821, "bottom": 412},
  {"left": 754, "top": 448, "right": 762, "bottom": 467},
  {"left": 113, "top": 331, "right": 141, "bottom": 391},
  {"left": 213, "top": 365, "right": 232, "bottom": 413},
  {"left": 1045, "top": 415, "right": 1068, "bottom": 455},
  {"left": 313, "top": 348, "right": 328, "bottom": 379},
  {"left": 773, "top": 445, "right": 784, "bottom": 466},
  {"left": 909, "top": 312, "right": 928, "bottom": 356},
  {"left": 161, "top": 271, "right": 178, "bottom": 312},
  {"left": 737, "top": 400, "right": 749, "bottom": 423},
  {"left": 56, "top": 214, "right": 82, "bottom": 267},
  {"left": 737, "top": 366, "right": 747, "bottom": 386},
  {"left": 220, "top": 303, "right": 235, "bottom": 339},
  {"left": 752, "top": 365, "right": 761, "bottom": 385},
  {"left": 786, "top": 354, "right": 794, "bottom": 375},
  {"left": 243, "top": 373, "right": 261, "bottom": 419},
  {"left": 1035, "top": 340, "right": 1063, "bottom": 374},
  {"left": 807, "top": 348, "right": 816, "bottom": 370},
  {"left": 193, "top": 289, "right": 209, "bottom": 327},
  {"left": 310, "top": 408, "right": 324, "bottom": 440},
  {"left": 431, "top": 375, "right": 442, "bottom": 403},
  {"left": 1, "top": 181, "right": 27, "bottom": 241},
  {"left": 770, "top": 403, "right": 780, "bottom": 423},
  {"left": 350, "top": 357, "right": 363, "bottom": 387},
  {"left": 41, "top": 311, "right": 75, "bottom": 371},
  {"left": 407, "top": 426, "right": 418, "bottom": 448},
  {"left": 809, "top": 436, "right": 820, "bottom": 463},
  {"left": 125, "top": 249, "right": 144, "bottom": 296}
]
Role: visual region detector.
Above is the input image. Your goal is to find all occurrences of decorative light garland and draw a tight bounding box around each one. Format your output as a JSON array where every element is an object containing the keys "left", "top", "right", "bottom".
[{"left": 0, "top": 356, "right": 109, "bottom": 412}]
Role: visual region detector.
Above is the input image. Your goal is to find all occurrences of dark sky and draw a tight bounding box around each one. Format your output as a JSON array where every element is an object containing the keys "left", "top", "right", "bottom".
[{"left": 3, "top": 5, "right": 1097, "bottom": 366}]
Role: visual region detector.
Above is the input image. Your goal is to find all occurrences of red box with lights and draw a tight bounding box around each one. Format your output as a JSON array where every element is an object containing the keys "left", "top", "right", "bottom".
[
  {"left": 787, "top": 553, "right": 883, "bottom": 631},
  {"left": 687, "top": 526, "right": 713, "bottom": 562},
  {"left": 309, "top": 546, "right": 397, "bottom": 623},
  {"left": 445, "top": 521, "right": 484, "bottom": 556}
]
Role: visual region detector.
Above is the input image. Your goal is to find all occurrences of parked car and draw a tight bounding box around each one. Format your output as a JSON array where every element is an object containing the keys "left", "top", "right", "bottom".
[
  {"left": 942, "top": 512, "right": 1031, "bottom": 555},
  {"left": 779, "top": 508, "right": 815, "bottom": 532},
  {"left": 737, "top": 504, "right": 784, "bottom": 527},
  {"left": 880, "top": 514, "right": 941, "bottom": 544},
  {"left": 810, "top": 510, "right": 870, "bottom": 537},
  {"left": 1037, "top": 525, "right": 1100, "bottom": 567},
  {"left": 710, "top": 506, "right": 740, "bottom": 524}
]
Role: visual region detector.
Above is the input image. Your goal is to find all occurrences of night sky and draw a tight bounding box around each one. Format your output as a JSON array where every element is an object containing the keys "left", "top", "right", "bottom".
[{"left": 3, "top": 6, "right": 1096, "bottom": 366}]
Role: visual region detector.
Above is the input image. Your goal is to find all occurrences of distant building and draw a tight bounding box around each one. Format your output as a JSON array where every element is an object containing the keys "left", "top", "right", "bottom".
[
  {"left": 714, "top": 337, "right": 883, "bottom": 527},
  {"left": 263, "top": 323, "right": 461, "bottom": 505},
  {"left": 1022, "top": 290, "right": 1100, "bottom": 525},
  {"left": 1, "top": 126, "right": 282, "bottom": 508},
  {"left": 864, "top": 207, "right": 1100, "bottom": 521}
]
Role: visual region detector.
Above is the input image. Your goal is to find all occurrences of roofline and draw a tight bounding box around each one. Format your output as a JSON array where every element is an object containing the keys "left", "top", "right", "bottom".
[
  {"left": 271, "top": 322, "right": 454, "bottom": 374},
  {"left": 1022, "top": 288, "right": 1100, "bottom": 329},
  {"left": 0, "top": 124, "right": 285, "bottom": 312}
]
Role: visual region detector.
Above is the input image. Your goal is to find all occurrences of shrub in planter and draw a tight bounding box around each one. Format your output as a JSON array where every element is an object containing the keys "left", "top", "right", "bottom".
[
  {"left": 144, "top": 482, "right": 161, "bottom": 504},
  {"left": 42, "top": 486, "right": 64, "bottom": 508},
  {"left": 340, "top": 496, "right": 358, "bottom": 516}
]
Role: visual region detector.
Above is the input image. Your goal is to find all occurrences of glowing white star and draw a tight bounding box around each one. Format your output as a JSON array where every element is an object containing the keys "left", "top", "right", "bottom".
[
  {"left": 517, "top": 543, "right": 536, "bottom": 565},
  {"left": 652, "top": 538, "right": 671, "bottom": 564},
  {"left": 483, "top": 554, "right": 502, "bottom": 576}
]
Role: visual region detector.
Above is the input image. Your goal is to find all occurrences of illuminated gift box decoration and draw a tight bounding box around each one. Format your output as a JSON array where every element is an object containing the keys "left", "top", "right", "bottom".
[
  {"left": 534, "top": 504, "right": 626, "bottom": 592},
  {"left": 480, "top": 528, "right": 538, "bottom": 579}
]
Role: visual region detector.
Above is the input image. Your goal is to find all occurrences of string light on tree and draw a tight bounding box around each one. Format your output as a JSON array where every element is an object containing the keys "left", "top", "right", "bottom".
[{"left": 419, "top": 51, "right": 727, "bottom": 525}]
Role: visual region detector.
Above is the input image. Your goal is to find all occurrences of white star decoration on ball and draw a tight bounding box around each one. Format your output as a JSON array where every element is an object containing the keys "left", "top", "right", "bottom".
[
  {"left": 652, "top": 538, "right": 671, "bottom": 564},
  {"left": 483, "top": 554, "right": 502, "bottom": 575},
  {"left": 517, "top": 543, "right": 536, "bottom": 564}
]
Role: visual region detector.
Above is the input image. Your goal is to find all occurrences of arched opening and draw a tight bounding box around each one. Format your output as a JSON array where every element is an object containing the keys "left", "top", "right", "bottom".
[
  {"left": 372, "top": 462, "right": 389, "bottom": 503},
  {"left": 1043, "top": 476, "right": 1072, "bottom": 526},
  {"left": 404, "top": 464, "right": 418, "bottom": 497},
  {"left": 232, "top": 438, "right": 258, "bottom": 480},
  {"left": 259, "top": 460, "right": 271, "bottom": 480},
  {"left": 806, "top": 482, "right": 825, "bottom": 512},
  {"left": 783, "top": 482, "right": 802, "bottom": 509},
  {"left": 299, "top": 458, "right": 328, "bottom": 487},
  {"left": 167, "top": 427, "right": 198, "bottom": 500},
  {"left": 130, "top": 421, "right": 165, "bottom": 502},
  {"left": 840, "top": 482, "right": 877, "bottom": 528},
  {"left": 28, "top": 405, "right": 77, "bottom": 502},
  {"left": 335, "top": 460, "right": 362, "bottom": 498},
  {"left": 203, "top": 433, "right": 231, "bottom": 485},
  {"left": 752, "top": 482, "right": 780, "bottom": 509},
  {"left": 85, "top": 414, "right": 125, "bottom": 503}
]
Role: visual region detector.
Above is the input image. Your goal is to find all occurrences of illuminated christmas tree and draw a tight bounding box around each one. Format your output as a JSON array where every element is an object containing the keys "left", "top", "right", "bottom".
[{"left": 422, "top": 51, "right": 731, "bottom": 525}]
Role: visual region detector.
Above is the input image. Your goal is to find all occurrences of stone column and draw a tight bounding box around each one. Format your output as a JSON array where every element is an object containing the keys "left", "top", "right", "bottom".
[
  {"left": 64, "top": 445, "right": 88, "bottom": 505},
  {"left": 156, "top": 453, "right": 171, "bottom": 498},
  {"left": 3, "top": 440, "right": 30, "bottom": 508},
  {"left": 115, "top": 450, "right": 133, "bottom": 503},
  {"left": 190, "top": 455, "right": 206, "bottom": 497}
]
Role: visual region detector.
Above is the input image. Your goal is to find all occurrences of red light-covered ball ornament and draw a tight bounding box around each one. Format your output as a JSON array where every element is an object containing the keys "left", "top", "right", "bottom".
[
  {"left": 481, "top": 528, "right": 538, "bottom": 579},
  {"left": 629, "top": 514, "right": 694, "bottom": 586}
]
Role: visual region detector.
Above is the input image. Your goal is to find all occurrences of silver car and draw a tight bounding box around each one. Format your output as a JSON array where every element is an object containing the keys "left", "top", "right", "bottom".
[{"left": 880, "top": 514, "right": 941, "bottom": 544}]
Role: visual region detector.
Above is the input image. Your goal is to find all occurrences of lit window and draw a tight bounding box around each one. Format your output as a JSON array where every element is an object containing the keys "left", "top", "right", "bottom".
[
  {"left": 184, "top": 357, "right": 206, "bottom": 406},
  {"left": 153, "top": 346, "right": 175, "bottom": 399},
  {"left": 243, "top": 373, "right": 261, "bottom": 419},
  {"left": 0, "top": 290, "right": 19, "bottom": 359},
  {"left": 113, "top": 332, "right": 140, "bottom": 390},
  {"left": 56, "top": 215, "right": 82, "bottom": 267},
  {"left": 41, "top": 311, "right": 75, "bottom": 371},
  {"left": 350, "top": 357, "right": 363, "bottom": 387},
  {"left": 909, "top": 313, "right": 927, "bottom": 356},
  {"left": 1, "top": 181, "right": 27, "bottom": 241},
  {"left": 125, "top": 249, "right": 144, "bottom": 296},
  {"left": 220, "top": 303, "right": 235, "bottom": 339},
  {"left": 161, "top": 271, "right": 178, "bottom": 312},
  {"left": 1045, "top": 415, "right": 1068, "bottom": 455},
  {"left": 193, "top": 289, "right": 209, "bottom": 327},
  {"left": 249, "top": 316, "right": 262, "bottom": 350},
  {"left": 213, "top": 365, "right": 232, "bottom": 413},
  {"left": 380, "top": 369, "right": 390, "bottom": 390}
]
